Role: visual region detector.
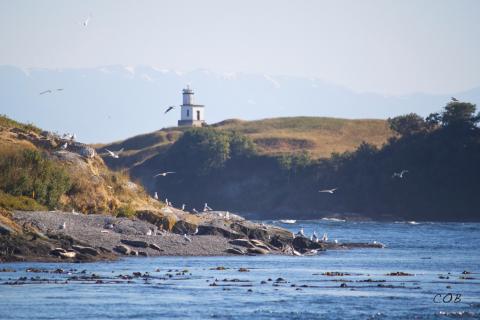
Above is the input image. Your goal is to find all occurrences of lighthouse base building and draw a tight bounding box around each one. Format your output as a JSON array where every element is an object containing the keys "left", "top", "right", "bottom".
[{"left": 178, "top": 86, "right": 206, "bottom": 127}]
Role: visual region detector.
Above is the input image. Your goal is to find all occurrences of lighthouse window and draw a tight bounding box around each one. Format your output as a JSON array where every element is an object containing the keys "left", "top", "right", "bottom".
[
  {"left": 197, "top": 110, "right": 200, "bottom": 120},
  {"left": 187, "top": 110, "right": 189, "bottom": 117}
]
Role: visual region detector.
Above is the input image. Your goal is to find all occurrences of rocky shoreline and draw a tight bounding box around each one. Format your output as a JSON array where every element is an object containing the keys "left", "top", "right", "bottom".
[{"left": 0, "top": 210, "right": 384, "bottom": 263}]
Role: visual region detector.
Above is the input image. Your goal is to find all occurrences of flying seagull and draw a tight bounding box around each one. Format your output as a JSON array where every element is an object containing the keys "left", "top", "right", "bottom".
[
  {"left": 39, "top": 89, "right": 63, "bottom": 95},
  {"left": 451, "top": 97, "right": 458, "bottom": 102},
  {"left": 153, "top": 171, "right": 175, "bottom": 177},
  {"left": 83, "top": 15, "right": 90, "bottom": 27},
  {"left": 392, "top": 170, "right": 408, "bottom": 178},
  {"left": 319, "top": 188, "right": 338, "bottom": 194},
  {"left": 164, "top": 106, "right": 176, "bottom": 114},
  {"left": 105, "top": 148, "right": 123, "bottom": 159}
]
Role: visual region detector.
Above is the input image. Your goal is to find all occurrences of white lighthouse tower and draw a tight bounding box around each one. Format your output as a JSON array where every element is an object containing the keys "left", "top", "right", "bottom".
[{"left": 178, "top": 86, "right": 205, "bottom": 127}]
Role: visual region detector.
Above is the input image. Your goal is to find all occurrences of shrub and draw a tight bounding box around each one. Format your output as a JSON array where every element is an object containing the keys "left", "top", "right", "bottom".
[
  {"left": 115, "top": 204, "right": 136, "bottom": 218},
  {"left": 0, "top": 191, "right": 46, "bottom": 211},
  {"left": 0, "top": 149, "right": 71, "bottom": 209}
]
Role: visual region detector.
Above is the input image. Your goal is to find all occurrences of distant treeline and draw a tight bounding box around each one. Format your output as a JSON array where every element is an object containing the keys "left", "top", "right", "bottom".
[{"left": 133, "top": 101, "right": 480, "bottom": 221}]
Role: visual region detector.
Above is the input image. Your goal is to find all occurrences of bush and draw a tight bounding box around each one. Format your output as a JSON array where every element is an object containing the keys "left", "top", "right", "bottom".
[
  {"left": 0, "top": 149, "right": 71, "bottom": 209},
  {"left": 115, "top": 204, "right": 136, "bottom": 218},
  {"left": 0, "top": 191, "right": 46, "bottom": 211}
]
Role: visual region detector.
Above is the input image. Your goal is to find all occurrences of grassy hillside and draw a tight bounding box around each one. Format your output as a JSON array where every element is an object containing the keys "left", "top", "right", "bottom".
[
  {"left": 98, "top": 117, "right": 393, "bottom": 170},
  {"left": 0, "top": 115, "right": 162, "bottom": 215},
  {"left": 212, "top": 117, "right": 393, "bottom": 158}
]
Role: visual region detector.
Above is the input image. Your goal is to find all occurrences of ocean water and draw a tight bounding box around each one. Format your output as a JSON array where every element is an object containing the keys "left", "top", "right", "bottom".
[{"left": 1, "top": 221, "right": 479, "bottom": 320}]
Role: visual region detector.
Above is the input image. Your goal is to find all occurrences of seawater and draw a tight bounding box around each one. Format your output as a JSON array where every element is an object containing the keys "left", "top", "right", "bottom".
[{"left": 1, "top": 221, "right": 479, "bottom": 319}]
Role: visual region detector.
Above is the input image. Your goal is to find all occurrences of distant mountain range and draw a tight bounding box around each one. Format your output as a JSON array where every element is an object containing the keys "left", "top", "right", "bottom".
[{"left": 1, "top": 65, "right": 479, "bottom": 143}]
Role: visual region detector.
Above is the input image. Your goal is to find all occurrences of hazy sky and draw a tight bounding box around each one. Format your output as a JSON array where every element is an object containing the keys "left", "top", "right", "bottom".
[{"left": 0, "top": 0, "right": 479, "bottom": 95}]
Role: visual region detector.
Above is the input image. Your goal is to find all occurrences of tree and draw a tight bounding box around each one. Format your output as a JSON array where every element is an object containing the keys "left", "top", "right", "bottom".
[
  {"left": 388, "top": 113, "right": 426, "bottom": 136},
  {"left": 441, "top": 102, "right": 478, "bottom": 128}
]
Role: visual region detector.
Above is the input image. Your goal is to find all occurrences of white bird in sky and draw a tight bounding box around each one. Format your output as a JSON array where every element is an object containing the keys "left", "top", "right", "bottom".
[
  {"left": 83, "top": 15, "right": 90, "bottom": 27},
  {"left": 319, "top": 188, "right": 338, "bottom": 194},
  {"left": 164, "top": 106, "right": 176, "bottom": 114},
  {"left": 392, "top": 170, "right": 408, "bottom": 178},
  {"left": 154, "top": 192, "right": 159, "bottom": 200},
  {"left": 105, "top": 148, "right": 123, "bottom": 159},
  {"left": 39, "top": 89, "right": 63, "bottom": 95},
  {"left": 153, "top": 171, "right": 175, "bottom": 177}
]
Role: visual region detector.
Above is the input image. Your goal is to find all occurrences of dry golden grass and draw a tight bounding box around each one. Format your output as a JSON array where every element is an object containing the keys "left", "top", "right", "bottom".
[{"left": 214, "top": 117, "right": 393, "bottom": 158}]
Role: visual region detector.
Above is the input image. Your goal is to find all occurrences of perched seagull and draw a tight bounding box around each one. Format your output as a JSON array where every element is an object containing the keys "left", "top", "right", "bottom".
[
  {"left": 105, "top": 148, "right": 123, "bottom": 159},
  {"left": 225, "top": 211, "right": 230, "bottom": 220},
  {"left": 164, "top": 106, "right": 175, "bottom": 114},
  {"left": 59, "top": 222, "right": 66, "bottom": 230},
  {"left": 203, "top": 203, "right": 213, "bottom": 212},
  {"left": 334, "top": 239, "right": 338, "bottom": 244},
  {"left": 451, "top": 97, "right": 458, "bottom": 102},
  {"left": 392, "top": 170, "right": 408, "bottom": 178},
  {"left": 104, "top": 223, "right": 114, "bottom": 230},
  {"left": 39, "top": 90, "right": 52, "bottom": 95},
  {"left": 60, "top": 142, "right": 68, "bottom": 150},
  {"left": 183, "top": 234, "right": 192, "bottom": 242},
  {"left": 154, "top": 192, "right": 159, "bottom": 200},
  {"left": 181, "top": 204, "right": 186, "bottom": 211},
  {"left": 71, "top": 133, "right": 76, "bottom": 141},
  {"left": 321, "top": 233, "right": 328, "bottom": 242},
  {"left": 153, "top": 171, "right": 175, "bottom": 177},
  {"left": 146, "top": 229, "right": 153, "bottom": 236},
  {"left": 193, "top": 227, "right": 199, "bottom": 235},
  {"left": 311, "top": 231, "right": 318, "bottom": 243},
  {"left": 296, "top": 228, "right": 305, "bottom": 237},
  {"left": 192, "top": 208, "right": 198, "bottom": 214},
  {"left": 165, "top": 198, "right": 169, "bottom": 206},
  {"left": 319, "top": 188, "right": 338, "bottom": 194}
]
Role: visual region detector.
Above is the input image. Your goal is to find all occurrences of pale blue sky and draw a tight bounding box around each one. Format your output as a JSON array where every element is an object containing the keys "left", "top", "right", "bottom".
[{"left": 1, "top": 0, "right": 479, "bottom": 95}]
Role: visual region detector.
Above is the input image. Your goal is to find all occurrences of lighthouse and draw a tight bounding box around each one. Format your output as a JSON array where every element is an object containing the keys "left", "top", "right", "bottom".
[{"left": 177, "top": 86, "right": 205, "bottom": 127}]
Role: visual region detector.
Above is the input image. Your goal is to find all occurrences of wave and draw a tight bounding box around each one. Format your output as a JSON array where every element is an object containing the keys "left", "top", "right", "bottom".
[
  {"left": 279, "top": 219, "right": 296, "bottom": 224},
  {"left": 321, "top": 217, "right": 346, "bottom": 222}
]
